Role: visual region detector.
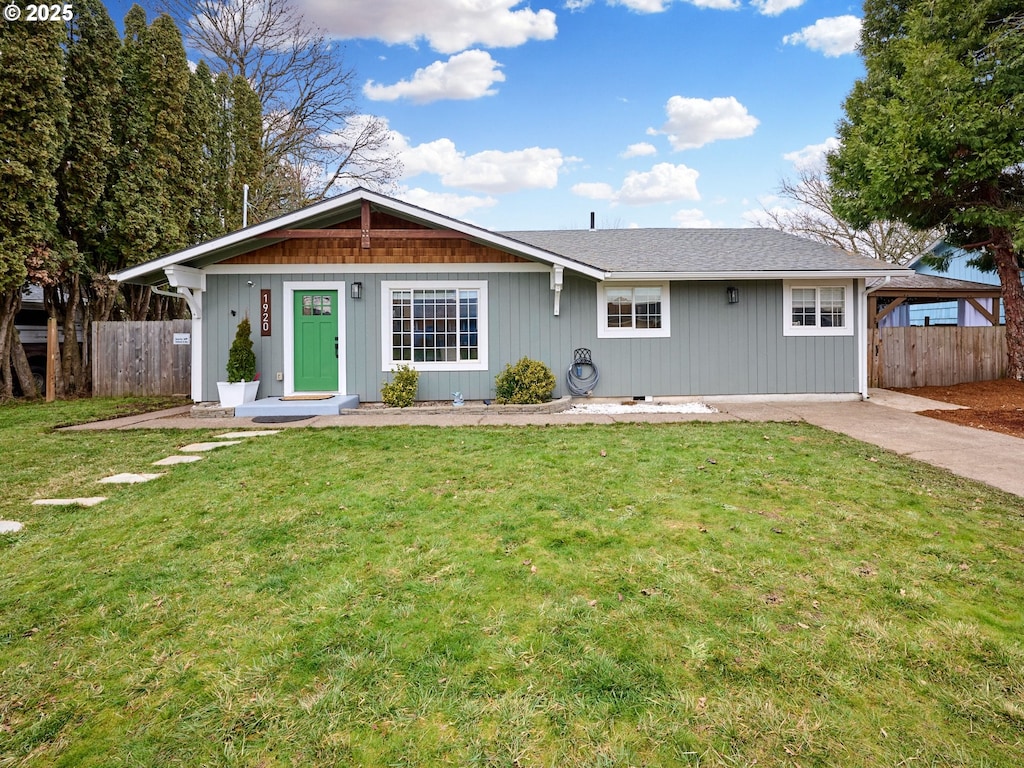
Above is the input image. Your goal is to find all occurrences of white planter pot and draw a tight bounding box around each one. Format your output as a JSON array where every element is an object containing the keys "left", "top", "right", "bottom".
[{"left": 217, "top": 380, "right": 260, "bottom": 408}]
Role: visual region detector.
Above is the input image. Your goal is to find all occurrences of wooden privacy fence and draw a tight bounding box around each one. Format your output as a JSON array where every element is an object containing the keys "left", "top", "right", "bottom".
[
  {"left": 869, "top": 326, "right": 1006, "bottom": 388},
  {"left": 92, "top": 320, "right": 192, "bottom": 397}
]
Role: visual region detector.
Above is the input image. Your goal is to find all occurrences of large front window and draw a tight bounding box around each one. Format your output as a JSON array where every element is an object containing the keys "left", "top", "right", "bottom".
[
  {"left": 598, "top": 283, "right": 671, "bottom": 338},
  {"left": 381, "top": 281, "right": 488, "bottom": 371}
]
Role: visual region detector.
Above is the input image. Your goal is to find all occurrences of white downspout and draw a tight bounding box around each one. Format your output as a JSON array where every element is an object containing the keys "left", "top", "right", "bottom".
[{"left": 857, "top": 278, "right": 869, "bottom": 400}]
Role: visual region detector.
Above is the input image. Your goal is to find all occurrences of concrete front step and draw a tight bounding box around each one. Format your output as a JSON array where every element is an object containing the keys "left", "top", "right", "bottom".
[{"left": 233, "top": 394, "right": 360, "bottom": 417}]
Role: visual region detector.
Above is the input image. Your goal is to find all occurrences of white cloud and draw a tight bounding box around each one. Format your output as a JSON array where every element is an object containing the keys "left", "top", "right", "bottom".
[
  {"left": 609, "top": 0, "right": 740, "bottom": 10},
  {"left": 299, "top": 0, "right": 557, "bottom": 54},
  {"left": 573, "top": 162, "right": 700, "bottom": 205},
  {"left": 564, "top": 0, "right": 595, "bottom": 9},
  {"left": 621, "top": 142, "right": 657, "bottom": 159},
  {"left": 572, "top": 182, "right": 617, "bottom": 200},
  {"left": 619, "top": 163, "right": 700, "bottom": 203},
  {"left": 688, "top": 0, "right": 741, "bottom": 8},
  {"left": 651, "top": 96, "right": 760, "bottom": 151},
  {"left": 393, "top": 135, "right": 574, "bottom": 194},
  {"left": 672, "top": 208, "right": 713, "bottom": 227},
  {"left": 783, "top": 15, "right": 862, "bottom": 57},
  {"left": 783, "top": 138, "right": 840, "bottom": 173},
  {"left": 364, "top": 51, "right": 505, "bottom": 104},
  {"left": 750, "top": 0, "right": 805, "bottom": 15},
  {"left": 397, "top": 187, "right": 498, "bottom": 218}
]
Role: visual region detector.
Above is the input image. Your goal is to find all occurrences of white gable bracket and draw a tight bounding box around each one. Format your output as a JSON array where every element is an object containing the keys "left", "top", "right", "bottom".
[
  {"left": 550, "top": 266, "right": 564, "bottom": 316},
  {"left": 165, "top": 265, "right": 204, "bottom": 291}
]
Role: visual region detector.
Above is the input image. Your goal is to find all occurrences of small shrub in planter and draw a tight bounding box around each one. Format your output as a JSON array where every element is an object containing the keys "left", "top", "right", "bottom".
[
  {"left": 226, "top": 317, "right": 257, "bottom": 382},
  {"left": 381, "top": 364, "right": 419, "bottom": 407},
  {"left": 495, "top": 357, "right": 556, "bottom": 404}
]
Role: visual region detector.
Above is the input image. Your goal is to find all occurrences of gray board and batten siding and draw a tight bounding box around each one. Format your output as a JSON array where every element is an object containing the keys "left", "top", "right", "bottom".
[{"left": 203, "top": 270, "right": 859, "bottom": 402}]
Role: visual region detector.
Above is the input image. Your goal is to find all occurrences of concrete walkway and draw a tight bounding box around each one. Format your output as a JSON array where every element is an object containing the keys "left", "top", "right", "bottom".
[{"left": 63, "top": 390, "right": 1024, "bottom": 498}]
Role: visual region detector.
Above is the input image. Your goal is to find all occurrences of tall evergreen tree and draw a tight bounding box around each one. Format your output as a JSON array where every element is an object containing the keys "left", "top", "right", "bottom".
[
  {"left": 145, "top": 13, "right": 191, "bottom": 255},
  {"left": 103, "top": 5, "right": 160, "bottom": 276},
  {"left": 225, "top": 74, "right": 266, "bottom": 230},
  {"left": 183, "top": 61, "right": 221, "bottom": 244},
  {"left": 57, "top": 0, "right": 120, "bottom": 253},
  {"left": 103, "top": 6, "right": 193, "bottom": 320},
  {"left": 829, "top": 0, "right": 1024, "bottom": 378},
  {"left": 0, "top": 6, "right": 69, "bottom": 398},
  {"left": 51, "top": 0, "right": 121, "bottom": 394}
]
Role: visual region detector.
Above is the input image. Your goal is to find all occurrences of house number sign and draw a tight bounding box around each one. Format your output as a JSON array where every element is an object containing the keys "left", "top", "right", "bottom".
[{"left": 260, "top": 289, "right": 272, "bottom": 336}]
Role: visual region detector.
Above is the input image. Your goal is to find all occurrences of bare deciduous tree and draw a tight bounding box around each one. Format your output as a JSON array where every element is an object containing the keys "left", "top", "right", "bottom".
[
  {"left": 757, "top": 169, "right": 940, "bottom": 265},
  {"left": 164, "top": 0, "right": 400, "bottom": 217}
]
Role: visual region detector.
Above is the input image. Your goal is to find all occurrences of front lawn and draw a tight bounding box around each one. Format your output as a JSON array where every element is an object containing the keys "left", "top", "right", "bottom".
[{"left": 1, "top": 399, "right": 1022, "bottom": 766}]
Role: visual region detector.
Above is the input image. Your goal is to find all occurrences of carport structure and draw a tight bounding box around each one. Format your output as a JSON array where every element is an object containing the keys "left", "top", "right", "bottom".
[{"left": 867, "top": 273, "right": 1003, "bottom": 327}]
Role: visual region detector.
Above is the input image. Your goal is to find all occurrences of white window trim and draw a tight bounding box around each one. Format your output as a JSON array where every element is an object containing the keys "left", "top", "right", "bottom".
[
  {"left": 597, "top": 282, "right": 671, "bottom": 339},
  {"left": 782, "top": 279, "right": 854, "bottom": 337},
  {"left": 380, "top": 280, "right": 488, "bottom": 372}
]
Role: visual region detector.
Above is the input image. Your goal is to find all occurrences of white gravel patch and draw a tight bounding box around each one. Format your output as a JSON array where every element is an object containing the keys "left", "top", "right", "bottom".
[{"left": 570, "top": 402, "right": 717, "bottom": 414}]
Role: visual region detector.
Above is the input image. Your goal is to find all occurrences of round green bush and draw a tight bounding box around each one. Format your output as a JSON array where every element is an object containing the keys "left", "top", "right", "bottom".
[
  {"left": 381, "top": 364, "right": 419, "bottom": 407},
  {"left": 495, "top": 357, "right": 556, "bottom": 404}
]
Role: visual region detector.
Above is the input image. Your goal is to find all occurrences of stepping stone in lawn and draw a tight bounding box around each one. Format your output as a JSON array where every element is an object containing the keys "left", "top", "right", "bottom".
[
  {"left": 152, "top": 455, "right": 204, "bottom": 466},
  {"left": 215, "top": 430, "right": 281, "bottom": 439},
  {"left": 179, "top": 441, "right": 242, "bottom": 452},
  {"left": 98, "top": 473, "right": 164, "bottom": 484},
  {"left": 32, "top": 497, "right": 107, "bottom": 507},
  {"left": 0, "top": 520, "right": 24, "bottom": 534}
]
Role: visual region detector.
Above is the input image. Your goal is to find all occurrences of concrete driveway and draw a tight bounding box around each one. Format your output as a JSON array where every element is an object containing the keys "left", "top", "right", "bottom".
[{"left": 718, "top": 390, "right": 1024, "bottom": 499}]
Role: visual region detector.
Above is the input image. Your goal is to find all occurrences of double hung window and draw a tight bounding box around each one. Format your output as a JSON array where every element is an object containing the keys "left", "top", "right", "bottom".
[
  {"left": 783, "top": 281, "right": 853, "bottom": 336},
  {"left": 598, "top": 283, "right": 670, "bottom": 338}
]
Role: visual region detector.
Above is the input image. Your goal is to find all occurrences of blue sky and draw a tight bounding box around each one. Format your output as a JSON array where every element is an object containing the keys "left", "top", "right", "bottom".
[{"left": 125, "top": 0, "right": 866, "bottom": 231}]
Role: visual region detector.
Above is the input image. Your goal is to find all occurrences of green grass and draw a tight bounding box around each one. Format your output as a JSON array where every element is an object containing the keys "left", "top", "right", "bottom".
[{"left": 1, "top": 398, "right": 1023, "bottom": 767}]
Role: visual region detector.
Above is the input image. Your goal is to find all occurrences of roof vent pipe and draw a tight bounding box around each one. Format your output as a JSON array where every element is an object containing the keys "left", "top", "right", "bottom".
[{"left": 590, "top": 212, "right": 595, "bottom": 231}]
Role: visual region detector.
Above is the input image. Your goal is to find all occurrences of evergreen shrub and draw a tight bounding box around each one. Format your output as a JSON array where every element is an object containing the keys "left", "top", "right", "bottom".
[
  {"left": 381, "top": 364, "right": 419, "bottom": 407},
  {"left": 226, "top": 317, "right": 257, "bottom": 382},
  {"left": 494, "top": 357, "right": 556, "bottom": 404}
]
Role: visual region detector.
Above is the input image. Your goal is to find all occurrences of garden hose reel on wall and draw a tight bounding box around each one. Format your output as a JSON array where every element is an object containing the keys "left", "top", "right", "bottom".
[{"left": 566, "top": 348, "right": 600, "bottom": 396}]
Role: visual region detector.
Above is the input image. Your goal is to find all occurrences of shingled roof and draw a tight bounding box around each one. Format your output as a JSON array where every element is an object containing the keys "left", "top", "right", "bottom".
[
  {"left": 111, "top": 188, "right": 909, "bottom": 286},
  {"left": 501, "top": 228, "right": 906, "bottom": 276}
]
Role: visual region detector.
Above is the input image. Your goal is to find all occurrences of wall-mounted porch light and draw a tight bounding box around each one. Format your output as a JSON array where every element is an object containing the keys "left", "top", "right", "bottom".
[
  {"left": 350, "top": 281, "right": 363, "bottom": 300},
  {"left": 726, "top": 286, "right": 740, "bottom": 304}
]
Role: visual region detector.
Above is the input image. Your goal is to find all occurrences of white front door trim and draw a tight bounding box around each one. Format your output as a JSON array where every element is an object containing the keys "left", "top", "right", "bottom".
[{"left": 282, "top": 281, "right": 346, "bottom": 396}]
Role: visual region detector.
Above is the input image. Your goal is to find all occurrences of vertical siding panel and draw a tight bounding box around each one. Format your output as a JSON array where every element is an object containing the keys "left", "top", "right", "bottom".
[{"left": 201, "top": 271, "right": 871, "bottom": 401}]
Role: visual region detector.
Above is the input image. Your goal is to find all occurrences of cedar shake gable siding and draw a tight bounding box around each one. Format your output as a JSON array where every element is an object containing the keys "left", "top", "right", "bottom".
[{"left": 226, "top": 212, "right": 529, "bottom": 266}]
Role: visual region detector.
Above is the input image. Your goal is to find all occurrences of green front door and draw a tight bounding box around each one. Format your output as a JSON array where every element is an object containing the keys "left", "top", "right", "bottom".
[{"left": 294, "top": 290, "right": 339, "bottom": 392}]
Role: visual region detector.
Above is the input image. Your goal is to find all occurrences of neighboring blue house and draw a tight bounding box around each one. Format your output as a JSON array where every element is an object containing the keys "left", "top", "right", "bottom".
[
  {"left": 111, "top": 188, "right": 907, "bottom": 406},
  {"left": 905, "top": 241, "right": 1004, "bottom": 326}
]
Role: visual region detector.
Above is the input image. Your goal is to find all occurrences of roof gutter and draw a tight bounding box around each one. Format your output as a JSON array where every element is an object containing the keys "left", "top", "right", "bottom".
[
  {"left": 606, "top": 269, "right": 910, "bottom": 281},
  {"left": 865, "top": 276, "right": 891, "bottom": 294}
]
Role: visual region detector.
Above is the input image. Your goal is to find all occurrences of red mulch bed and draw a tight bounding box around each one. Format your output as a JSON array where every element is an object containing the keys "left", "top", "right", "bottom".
[{"left": 894, "top": 379, "right": 1024, "bottom": 439}]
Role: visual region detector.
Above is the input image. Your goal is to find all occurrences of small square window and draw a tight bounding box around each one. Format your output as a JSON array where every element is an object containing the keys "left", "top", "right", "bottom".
[
  {"left": 783, "top": 282, "right": 853, "bottom": 336},
  {"left": 597, "top": 283, "right": 670, "bottom": 338}
]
